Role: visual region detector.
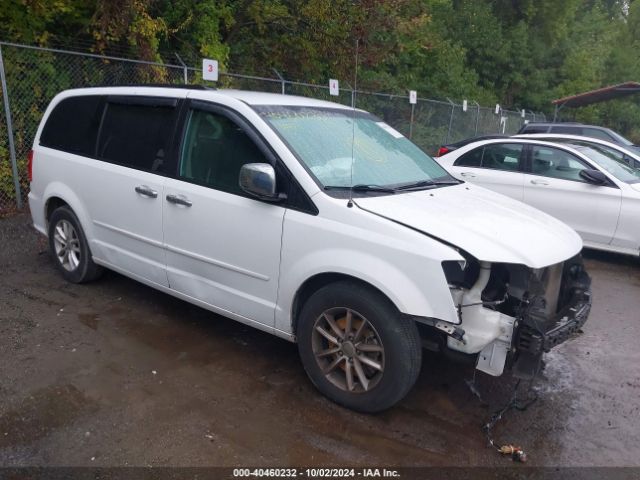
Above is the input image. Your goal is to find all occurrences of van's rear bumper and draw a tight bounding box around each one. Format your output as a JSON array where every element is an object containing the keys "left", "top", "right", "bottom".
[{"left": 28, "top": 191, "right": 47, "bottom": 236}]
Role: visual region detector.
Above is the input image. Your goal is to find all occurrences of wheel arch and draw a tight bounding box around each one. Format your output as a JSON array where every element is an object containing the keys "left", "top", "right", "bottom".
[
  {"left": 41, "top": 183, "right": 93, "bottom": 241},
  {"left": 45, "top": 196, "right": 70, "bottom": 225},
  {"left": 291, "top": 272, "right": 400, "bottom": 336}
]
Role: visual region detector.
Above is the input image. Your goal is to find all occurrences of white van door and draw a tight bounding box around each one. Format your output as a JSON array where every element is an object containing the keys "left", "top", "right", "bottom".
[
  {"left": 162, "top": 103, "right": 285, "bottom": 326},
  {"left": 88, "top": 96, "right": 181, "bottom": 287}
]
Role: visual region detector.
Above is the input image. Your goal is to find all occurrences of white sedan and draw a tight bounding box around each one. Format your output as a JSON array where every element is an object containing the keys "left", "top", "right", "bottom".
[
  {"left": 514, "top": 133, "right": 640, "bottom": 169},
  {"left": 437, "top": 137, "right": 640, "bottom": 256}
]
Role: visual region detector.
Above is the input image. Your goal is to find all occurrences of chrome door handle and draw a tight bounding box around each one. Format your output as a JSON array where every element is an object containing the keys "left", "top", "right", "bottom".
[
  {"left": 135, "top": 185, "right": 158, "bottom": 198},
  {"left": 166, "top": 194, "right": 192, "bottom": 207},
  {"left": 460, "top": 172, "right": 476, "bottom": 178},
  {"left": 530, "top": 179, "right": 549, "bottom": 185}
]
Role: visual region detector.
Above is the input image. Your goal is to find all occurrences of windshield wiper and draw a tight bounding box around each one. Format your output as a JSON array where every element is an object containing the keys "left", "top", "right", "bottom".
[
  {"left": 394, "top": 179, "right": 460, "bottom": 191},
  {"left": 324, "top": 184, "right": 397, "bottom": 193}
]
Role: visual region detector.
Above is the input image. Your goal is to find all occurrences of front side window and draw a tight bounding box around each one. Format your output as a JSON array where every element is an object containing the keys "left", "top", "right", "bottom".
[
  {"left": 40, "top": 96, "right": 103, "bottom": 156},
  {"left": 97, "top": 101, "right": 177, "bottom": 173},
  {"left": 530, "top": 146, "right": 588, "bottom": 182},
  {"left": 570, "top": 145, "right": 640, "bottom": 184},
  {"left": 581, "top": 128, "right": 615, "bottom": 142},
  {"left": 255, "top": 106, "right": 452, "bottom": 189},
  {"left": 628, "top": 156, "right": 640, "bottom": 169},
  {"left": 454, "top": 143, "right": 523, "bottom": 171},
  {"left": 179, "top": 109, "right": 269, "bottom": 194},
  {"left": 602, "top": 128, "right": 634, "bottom": 146}
]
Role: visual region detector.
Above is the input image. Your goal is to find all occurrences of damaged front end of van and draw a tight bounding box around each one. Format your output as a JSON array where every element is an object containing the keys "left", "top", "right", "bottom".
[{"left": 439, "top": 254, "right": 591, "bottom": 379}]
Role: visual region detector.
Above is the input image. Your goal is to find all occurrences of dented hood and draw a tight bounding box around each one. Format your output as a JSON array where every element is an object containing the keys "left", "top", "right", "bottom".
[{"left": 356, "top": 183, "right": 583, "bottom": 269}]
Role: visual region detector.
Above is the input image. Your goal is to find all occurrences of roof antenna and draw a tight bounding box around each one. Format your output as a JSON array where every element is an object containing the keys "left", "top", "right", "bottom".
[{"left": 347, "top": 38, "right": 359, "bottom": 208}]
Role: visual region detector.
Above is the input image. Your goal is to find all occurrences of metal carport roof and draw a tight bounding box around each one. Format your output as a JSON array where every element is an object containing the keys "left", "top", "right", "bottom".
[
  {"left": 551, "top": 81, "right": 640, "bottom": 121},
  {"left": 552, "top": 82, "right": 640, "bottom": 108}
]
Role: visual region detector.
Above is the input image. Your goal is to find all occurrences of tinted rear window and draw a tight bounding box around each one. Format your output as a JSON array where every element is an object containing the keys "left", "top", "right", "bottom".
[
  {"left": 96, "top": 100, "right": 177, "bottom": 173},
  {"left": 455, "top": 147, "right": 483, "bottom": 167},
  {"left": 454, "top": 143, "right": 523, "bottom": 170},
  {"left": 521, "top": 125, "right": 550, "bottom": 134},
  {"left": 549, "top": 125, "right": 581, "bottom": 134},
  {"left": 40, "top": 96, "right": 103, "bottom": 155}
]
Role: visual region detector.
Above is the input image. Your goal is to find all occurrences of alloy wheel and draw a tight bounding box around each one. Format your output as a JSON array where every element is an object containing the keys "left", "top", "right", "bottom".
[
  {"left": 311, "top": 307, "right": 385, "bottom": 393},
  {"left": 52, "top": 219, "right": 81, "bottom": 272}
]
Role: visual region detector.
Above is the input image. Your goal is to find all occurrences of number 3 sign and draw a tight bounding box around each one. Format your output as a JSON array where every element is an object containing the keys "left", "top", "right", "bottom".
[{"left": 202, "top": 59, "right": 219, "bottom": 81}]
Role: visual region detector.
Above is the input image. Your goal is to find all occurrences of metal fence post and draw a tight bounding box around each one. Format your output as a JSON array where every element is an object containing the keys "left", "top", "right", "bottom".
[
  {"left": 174, "top": 53, "right": 188, "bottom": 84},
  {"left": 0, "top": 44, "right": 22, "bottom": 209},
  {"left": 409, "top": 102, "right": 415, "bottom": 139},
  {"left": 473, "top": 101, "right": 480, "bottom": 136},
  {"left": 445, "top": 98, "right": 455, "bottom": 144},
  {"left": 273, "top": 69, "right": 286, "bottom": 95}
]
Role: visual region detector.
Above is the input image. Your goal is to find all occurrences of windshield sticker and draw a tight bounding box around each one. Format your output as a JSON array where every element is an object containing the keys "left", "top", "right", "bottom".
[{"left": 375, "top": 122, "right": 404, "bottom": 139}]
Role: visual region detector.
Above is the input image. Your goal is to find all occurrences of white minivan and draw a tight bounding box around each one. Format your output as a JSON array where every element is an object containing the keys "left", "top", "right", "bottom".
[{"left": 28, "top": 86, "right": 592, "bottom": 412}]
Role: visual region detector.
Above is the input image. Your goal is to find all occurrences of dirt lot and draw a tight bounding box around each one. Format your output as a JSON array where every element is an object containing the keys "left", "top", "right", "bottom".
[{"left": 1, "top": 212, "right": 639, "bottom": 467}]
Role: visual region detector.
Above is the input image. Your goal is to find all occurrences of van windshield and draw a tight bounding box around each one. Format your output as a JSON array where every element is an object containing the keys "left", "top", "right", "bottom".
[{"left": 255, "top": 106, "right": 454, "bottom": 191}]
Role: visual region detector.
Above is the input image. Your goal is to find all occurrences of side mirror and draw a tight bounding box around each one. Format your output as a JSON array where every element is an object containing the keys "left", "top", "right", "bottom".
[
  {"left": 239, "top": 163, "right": 284, "bottom": 201},
  {"left": 579, "top": 169, "right": 609, "bottom": 186}
]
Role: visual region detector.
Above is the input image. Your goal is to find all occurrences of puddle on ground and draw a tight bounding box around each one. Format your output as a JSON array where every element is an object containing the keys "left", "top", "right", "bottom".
[
  {"left": 78, "top": 313, "right": 99, "bottom": 330},
  {"left": 0, "top": 384, "right": 96, "bottom": 448}
]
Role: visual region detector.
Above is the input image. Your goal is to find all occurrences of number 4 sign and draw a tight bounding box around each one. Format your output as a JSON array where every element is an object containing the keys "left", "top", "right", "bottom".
[{"left": 202, "top": 59, "right": 219, "bottom": 82}]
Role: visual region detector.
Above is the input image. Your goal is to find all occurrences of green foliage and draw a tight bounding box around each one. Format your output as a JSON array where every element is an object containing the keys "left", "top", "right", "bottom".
[
  {"left": 0, "top": 0, "right": 639, "bottom": 132},
  {"left": 5, "top": 0, "right": 640, "bottom": 210}
]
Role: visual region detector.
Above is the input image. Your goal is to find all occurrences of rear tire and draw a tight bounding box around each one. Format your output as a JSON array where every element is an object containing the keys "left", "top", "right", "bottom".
[
  {"left": 297, "top": 280, "right": 422, "bottom": 412},
  {"left": 48, "top": 206, "right": 103, "bottom": 283}
]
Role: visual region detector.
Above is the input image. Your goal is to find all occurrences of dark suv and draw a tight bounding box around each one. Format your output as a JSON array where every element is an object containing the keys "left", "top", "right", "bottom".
[{"left": 518, "top": 122, "right": 637, "bottom": 150}]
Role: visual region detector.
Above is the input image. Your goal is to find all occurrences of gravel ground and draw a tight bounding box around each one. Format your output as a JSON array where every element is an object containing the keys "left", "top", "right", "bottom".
[{"left": 1, "top": 213, "right": 639, "bottom": 467}]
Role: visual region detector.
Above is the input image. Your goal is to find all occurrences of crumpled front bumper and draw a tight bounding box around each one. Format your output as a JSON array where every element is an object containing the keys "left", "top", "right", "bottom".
[
  {"left": 516, "top": 290, "right": 591, "bottom": 355},
  {"left": 542, "top": 291, "right": 591, "bottom": 350},
  {"left": 512, "top": 262, "right": 592, "bottom": 379}
]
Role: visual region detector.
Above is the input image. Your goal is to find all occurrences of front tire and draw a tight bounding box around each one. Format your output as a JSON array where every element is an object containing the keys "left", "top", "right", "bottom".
[
  {"left": 297, "top": 281, "right": 422, "bottom": 413},
  {"left": 48, "top": 206, "right": 103, "bottom": 283}
]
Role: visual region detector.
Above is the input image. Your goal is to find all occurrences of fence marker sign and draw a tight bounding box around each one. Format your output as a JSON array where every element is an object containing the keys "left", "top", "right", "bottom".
[
  {"left": 495, "top": 104, "right": 500, "bottom": 115},
  {"left": 521, "top": 109, "right": 526, "bottom": 118},
  {"left": 463, "top": 99, "right": 468, "bottom": 112},
  {"left": 409, "top": 90, "right": 417, "bottom": 104},
  {"left": 202, "top": 59, "right": 219, "bottom": 81},
  {"left": 500, "top": 116, "right": 507, "bottom": 133},
  {"left": 329, "top": 79, "right": 339, "bottom": 96}
]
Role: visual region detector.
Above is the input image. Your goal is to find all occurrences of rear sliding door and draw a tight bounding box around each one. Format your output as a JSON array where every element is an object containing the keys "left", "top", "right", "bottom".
[{"left": 88, "top": 96, "right": 181, "bottom": 286}]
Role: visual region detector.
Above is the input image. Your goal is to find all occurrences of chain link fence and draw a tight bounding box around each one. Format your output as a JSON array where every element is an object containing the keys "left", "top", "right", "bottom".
[{"left": 0, "top": 41, "right": 546, "bottom": 214}]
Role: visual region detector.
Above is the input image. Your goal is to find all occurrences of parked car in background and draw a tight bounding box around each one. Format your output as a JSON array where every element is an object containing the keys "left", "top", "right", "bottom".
[
  {"left": 437, "top": 138, "right": 640, "bottom": 256},
  {"left": 436, "top": 134, "right": 508, "bottom": 157},
  {"left": 517, "top": 122, "right": 639, "bottom": 152},
  {"left": 29, "top": 87, "right": 591, "bottom": 412},
  {"left": 514, "top": 133, "right": 640, "bottom": 169}
]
